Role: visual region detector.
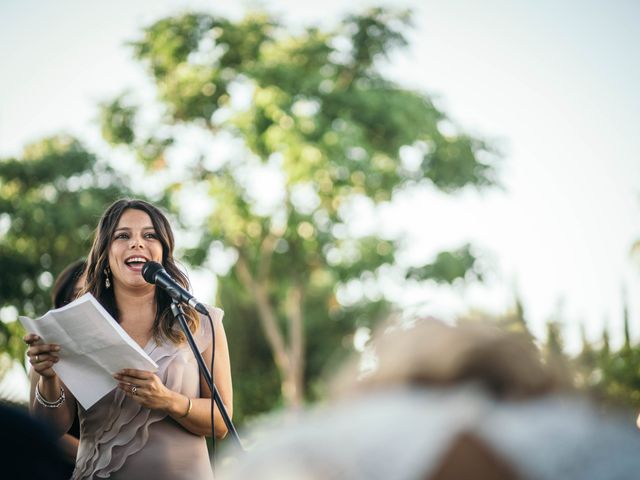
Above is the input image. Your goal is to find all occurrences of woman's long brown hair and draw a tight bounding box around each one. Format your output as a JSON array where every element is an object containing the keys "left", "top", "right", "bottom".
[{"left": 81, "top": 198, "right": 199, "bottom": 344}]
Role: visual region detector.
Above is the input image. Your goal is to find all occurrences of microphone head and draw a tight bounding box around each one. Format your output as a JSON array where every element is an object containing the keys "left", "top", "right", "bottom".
[{"left": 141, "top": 261, "right": 164, "bottom": 284}]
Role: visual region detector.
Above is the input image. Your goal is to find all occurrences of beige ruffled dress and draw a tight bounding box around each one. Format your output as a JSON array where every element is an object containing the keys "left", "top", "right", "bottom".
[{"left": 72, "top": 309, "right": 222, "bottom": 480}]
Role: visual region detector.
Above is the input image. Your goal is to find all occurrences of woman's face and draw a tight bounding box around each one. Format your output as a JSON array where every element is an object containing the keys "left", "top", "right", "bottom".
[{"left": 107, "top": 208, "right": 163, "bottom": 290}]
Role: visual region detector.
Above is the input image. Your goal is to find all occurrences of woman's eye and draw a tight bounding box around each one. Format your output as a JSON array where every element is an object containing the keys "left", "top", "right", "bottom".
[
  {"left": 115, "top": 233, "right": 129, "bottom": 239},
  {"left": 144, "top": 233, "right": 157, "bottom": 239}
]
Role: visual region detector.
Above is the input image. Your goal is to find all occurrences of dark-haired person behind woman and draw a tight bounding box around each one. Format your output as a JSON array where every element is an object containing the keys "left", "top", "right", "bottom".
[
  {"left": 51, "top": 259, "right": 86, "bottom": 309},
  {"left": 29, "top": 259, "right": 86, "bottom": 475},
  {"left": 24, "top": 199, "right": 232, "bottom": 480}
]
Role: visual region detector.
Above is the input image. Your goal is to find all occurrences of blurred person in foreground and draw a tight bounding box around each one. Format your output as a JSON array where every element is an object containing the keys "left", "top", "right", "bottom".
[
  {"left": 28, "top": 259, "right": 86, "bottom": 475},
  {"left": 0, "top": 403, "right": 69, "bottom": 479},
  {"left": 220, "top": 318, "right": 640, "bottom": 480},
  {"left": 23, "top": 198, "right": 233, "bottom": 480}
]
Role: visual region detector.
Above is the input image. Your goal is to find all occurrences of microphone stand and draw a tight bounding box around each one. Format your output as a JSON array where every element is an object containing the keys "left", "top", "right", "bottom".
[{"left": 170, "top": 301, "right": 243, "bottom": 450}]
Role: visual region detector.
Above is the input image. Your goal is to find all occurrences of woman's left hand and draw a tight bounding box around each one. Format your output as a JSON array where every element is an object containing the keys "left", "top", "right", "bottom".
[{"left": 114, "top": 369, "right": 176, "bottom": 412}]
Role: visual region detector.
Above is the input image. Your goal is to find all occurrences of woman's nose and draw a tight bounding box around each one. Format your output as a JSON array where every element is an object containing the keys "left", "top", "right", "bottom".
[{"left": 130, "top": 237, "right": 143, "bottom": 248}]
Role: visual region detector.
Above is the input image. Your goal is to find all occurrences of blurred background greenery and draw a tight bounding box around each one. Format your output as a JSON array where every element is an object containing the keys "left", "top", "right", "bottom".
[{"left": 1, "top": 3, "right": 640, "bottom": 432}]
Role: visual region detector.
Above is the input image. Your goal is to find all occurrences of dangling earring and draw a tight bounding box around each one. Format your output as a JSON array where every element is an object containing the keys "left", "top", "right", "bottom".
[{"left": 104, "top": 267, "right": 111, "bottom": 289}]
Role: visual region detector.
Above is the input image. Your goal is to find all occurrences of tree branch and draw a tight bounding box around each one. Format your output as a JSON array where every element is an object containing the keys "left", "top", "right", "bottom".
[
  {"left": 257, "top": 233, "right": 278, "bottom": 282},
  {"left": 286, "top": 281, "right": 305, "bottom": 399},
  {"left": 234, "top": 252, "right": 289, "bottom": 373}
]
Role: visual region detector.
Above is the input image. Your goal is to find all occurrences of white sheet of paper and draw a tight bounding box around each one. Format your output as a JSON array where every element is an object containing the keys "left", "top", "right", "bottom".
[{"left": 19, "top": 293, "right": 158, "bottom": 409}]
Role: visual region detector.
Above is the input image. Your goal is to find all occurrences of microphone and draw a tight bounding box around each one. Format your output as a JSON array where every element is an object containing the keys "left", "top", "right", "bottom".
[{"left": 141, "top": 261, "right": 208, "bottom": 315}]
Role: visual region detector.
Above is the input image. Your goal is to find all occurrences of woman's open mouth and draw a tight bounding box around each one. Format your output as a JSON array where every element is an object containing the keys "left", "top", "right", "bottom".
[{"left": 124, "top": 256, "right": 148, "bottom": 272}]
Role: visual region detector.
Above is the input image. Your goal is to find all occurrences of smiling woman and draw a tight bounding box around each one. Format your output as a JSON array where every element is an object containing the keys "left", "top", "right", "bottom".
[
  {"left": 83, "top": 199, "right": 202, "bottom": 345},
  {"left": 23, "top": 198, "right": 233, "bottom": 480}
]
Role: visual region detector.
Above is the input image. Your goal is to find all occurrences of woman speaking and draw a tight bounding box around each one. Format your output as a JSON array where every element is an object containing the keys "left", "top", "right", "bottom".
[{"left": 24, "top": 198, "right": 232, "bottom": 479}]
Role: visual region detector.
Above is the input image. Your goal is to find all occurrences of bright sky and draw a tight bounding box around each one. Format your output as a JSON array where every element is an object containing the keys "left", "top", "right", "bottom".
[{"left": 1, "top": 0, "right": 639, "bottom": 369}]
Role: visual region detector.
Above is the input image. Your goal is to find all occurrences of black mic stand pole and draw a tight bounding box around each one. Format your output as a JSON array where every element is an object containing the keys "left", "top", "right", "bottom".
[{"left": 170, "top": 301, "right": 243, "bottom": 450}]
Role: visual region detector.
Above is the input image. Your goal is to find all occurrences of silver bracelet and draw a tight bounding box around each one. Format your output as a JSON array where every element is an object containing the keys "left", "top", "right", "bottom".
[{"left": 35, "top": 384, "right": 65, "bottom": 408}]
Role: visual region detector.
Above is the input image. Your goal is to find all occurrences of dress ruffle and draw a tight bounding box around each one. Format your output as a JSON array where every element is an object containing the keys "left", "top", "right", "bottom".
[{"left": 72, "top": 309, "right": 220, "bottom": 480}]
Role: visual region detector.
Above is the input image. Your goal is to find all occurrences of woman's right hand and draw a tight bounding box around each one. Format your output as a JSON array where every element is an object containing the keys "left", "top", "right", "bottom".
[{"left": 23, "top": 333, "right": 60, "bottom": 378}]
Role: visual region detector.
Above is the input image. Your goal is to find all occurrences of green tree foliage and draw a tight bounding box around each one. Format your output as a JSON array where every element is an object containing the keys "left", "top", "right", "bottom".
[
  {"left": 101, "top": 7, "right": 498, "bottom": 415},
  {"left": 572, "top": 300, "right": 640, "bottom": 409},
  {"left": 591, "top": 234, "right": 640, "bottom": 406},
  {"left": 0, "top": 136, "right": 129, "bottom": 377},
  {"left": 465, "top": 294, "right": 640, "bottom": 412},
  {"left": 536, "top": 293, "right": 640, "bottom": 411},
  {"left": 407, "top": 244, "right": 482, "bottom": 284}
]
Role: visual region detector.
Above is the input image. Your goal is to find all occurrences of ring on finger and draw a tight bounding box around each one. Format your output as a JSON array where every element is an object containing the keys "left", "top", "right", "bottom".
[
  {"left": 35, "top": 354, "right": 39, "bottom": 362},
  {"left": 131, "top": 385, "right": 137, "bottom": 395}
]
